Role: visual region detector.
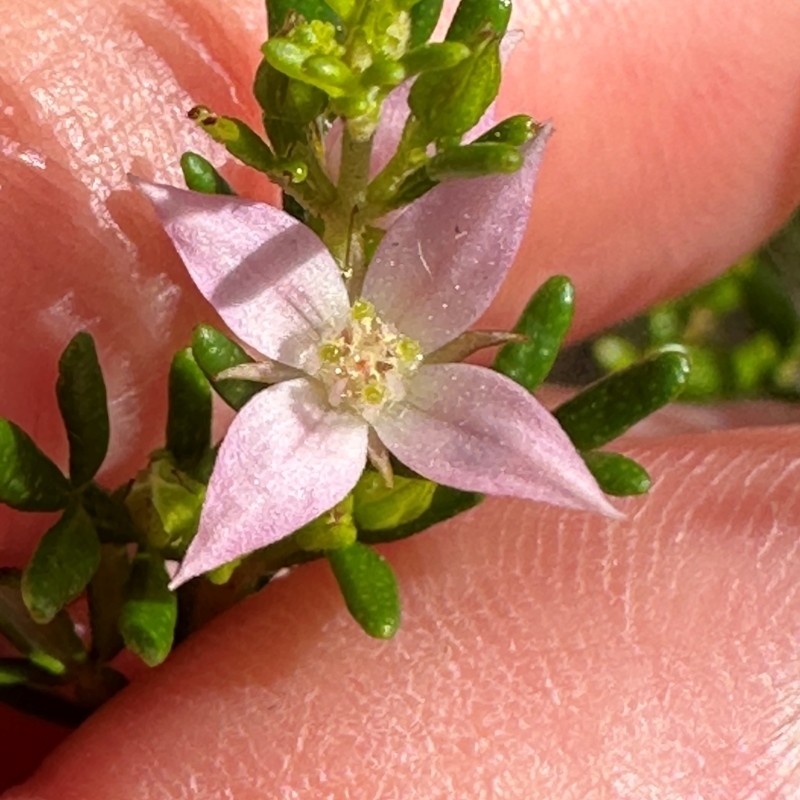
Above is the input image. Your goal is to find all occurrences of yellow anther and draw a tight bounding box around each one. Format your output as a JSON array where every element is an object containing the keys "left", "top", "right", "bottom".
[
  {"left": 319, "top": 342, "right": 343, "bottom": 362},
  {"left": 362, "top": 383, "right": 386, "bottom": 405},
  {"left": 396, "top": 337, "right": 422, "bottom": 363},
  {"left": 351, "top": 298, "right": 375, "bottom": 321}
]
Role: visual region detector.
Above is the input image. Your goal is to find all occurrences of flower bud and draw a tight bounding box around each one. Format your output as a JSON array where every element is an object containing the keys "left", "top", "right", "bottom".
[{"left": 353, "top": 471, "right": 436, "bottom": 531}]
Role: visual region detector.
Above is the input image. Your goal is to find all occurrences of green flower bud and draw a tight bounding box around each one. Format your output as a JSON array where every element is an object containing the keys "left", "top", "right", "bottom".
[
  {"left": 295, "top": 495, "right": 357, "bottom": 551},
  {"left": 353, "top": 471, "right": 436, "bottom": 531},
  {"left": 125, "top": 455, "right": 206, "bottom": 555}
]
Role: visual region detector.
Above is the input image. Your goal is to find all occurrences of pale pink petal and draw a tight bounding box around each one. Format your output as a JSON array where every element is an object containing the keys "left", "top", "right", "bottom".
[
  {"left": 362, "top": 125, "right": 551, "bottom": 353},
  {"left": 132, "top": 178, "right": 349, "bottom": 370},
  {"left": 170, "top": 378, "right": 368, "bottom": 588},
  {"left": 373, "top": 364, "right": 619, "bottom": 516},
  {"left": 371, "top": 82, "right": 413, "bottom": 177}
]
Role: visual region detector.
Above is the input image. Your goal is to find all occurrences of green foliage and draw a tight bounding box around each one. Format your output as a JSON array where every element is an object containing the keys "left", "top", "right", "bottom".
[
  {"left": 180, "top": 152, "right": 234, "bottom": 195},
  {"left": 0, "top": 570, "right": 86, "bottom": 674},
  {"left": 494, "top": 276, "right": 576, "bottom": 391},
  {"left": 191, "top": 324, "right": 265, "bottom": 411},
  {"left": 119, "top": 553, "right": 177, "bottom": 667},
  {"left": 167, "top": 348, "right": 212, "bottom": 470},
  {"left": 555, "top": 349, "right": 691, "bottom": 451},
  {"left": 57, "top": 332, "right": 109, "bottom": 487},
  {"left": 22, "top": 502, "right": 101, "bottom": 624},
  {"left": 0, "top": 420, "right": 70, "bottom": 512},
  {"left": 475, "top": 115, "right": 541, "bottom": 146},
  {"left": 328, "top": 542, "right": 401, "bottom": 639},
  {"left": 267, "top": 0, "right": 341, "bottom": 36},
  {"left": 409, "top": 0, "right": 444, "bottom": 47},
  {"left": 581, "top": 451, "right": 651, "bottom": 497}
]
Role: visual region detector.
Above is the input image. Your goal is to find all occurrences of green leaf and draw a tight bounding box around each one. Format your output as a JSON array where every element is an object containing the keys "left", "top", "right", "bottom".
[
  {"left": 446, "top": 0, "right": 512, "bottom": 41},
  {"left": 581, "top": 451, "right": 651, "bottom": 497},
  {"left": 555, "top": 349, "right": 691, "bottom": 451},
  {"left": 475, "top": 114, "right": 541, "bottom": 147},
  {"left": 267, "top": 0, "right": 340, "bottom": 35},
  {"left": 0, "top": 420, "right": 70, "bottom": 512},
  {"left": 401, "top": 42, "right": 470, "bottom": 75},
  {"left": 494, "top": 276, "right": 576, "bottom": 391},
  {"left": 80, "top": 482, "right": 139, "bottom": 545},
  {"left": 327, "top": 543, "right": 401, "bottom": 639},
  {"left": 22, "top": 502, "right": 101, "bottom": 624},
  {"left": 0, "top": 569, "right": 86, "bottom": 672},
  {"left": 56, "top": 332, "right": 109, "bottom": 487},
  {"left": 409, "top": 0, "right": 444, "bottom": 48},
  {"left": 191, "top": 325, "right": 264, "bottom": 411},
  {"left": 427, "top": 142, "right": 521, "bottom": 181},
  {"left": 88, "top": 545, "right": 131, "bottom": 663},
  {"left": 0, "top": 657, "right": 63, "bottom": 687},
  {"left": 742, "top": 256, "right": 799, "bottom": 350},
  {"left": 166, "top": 348, "right": 212, "bottom": 468},
  {"left": 119, "top": 553, "right": 177, "bottom": 667},
  {"left": 180, "top": 152, "right": 234, "bottom": 195},
  {"left": 353, "top": 471, "right": 437, "bottom": 531},
  {"left": 359, "top": 483, "right": 482, "bottom": 544},
  {"left": 408, "top": 37, "right": 502, "bottom": 142}
]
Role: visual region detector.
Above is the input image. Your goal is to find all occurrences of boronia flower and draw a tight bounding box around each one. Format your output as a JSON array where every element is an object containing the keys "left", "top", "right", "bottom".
[{"left": 133, "top": 127, "right": 617, "bottom": 588}]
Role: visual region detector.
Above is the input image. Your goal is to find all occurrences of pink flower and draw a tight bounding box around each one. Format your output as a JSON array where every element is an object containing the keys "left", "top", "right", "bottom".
[{"left": 134, "top": 128, "right": 617, "bottom": 588}]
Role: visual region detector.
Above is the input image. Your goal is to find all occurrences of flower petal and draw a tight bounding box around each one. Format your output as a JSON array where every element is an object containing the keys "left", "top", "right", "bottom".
[
  {"left": 362, "top": 125, "right": 551, "bottom": 353},
  {"left": 373, "top": 364, "right": 619, "bottom": 516},
  {"left": 170, "top": 378, "right": 368, "bottom": 588},
  {"left": 131, "top": 178, "right": 349, "bottom": 369}
]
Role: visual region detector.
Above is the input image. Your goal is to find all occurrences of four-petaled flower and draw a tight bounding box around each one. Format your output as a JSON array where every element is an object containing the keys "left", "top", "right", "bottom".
[{"left": 134, "top": 126, "right": 616, "bottom": 588}]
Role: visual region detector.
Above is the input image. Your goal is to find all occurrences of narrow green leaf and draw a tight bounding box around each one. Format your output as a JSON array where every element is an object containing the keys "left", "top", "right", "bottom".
[
  {"left": 353, "top": 472, "right": 437, "bottom": 531},
  {"left": 401, "top": 42, "right": 470, "bottom": 75},
  {"left": 119, "top": 553, "right": 177, "bottom": 667},
  {"left": 555, "top": 349, "right": 691, "bottom": 451},
  {"left": 180, "top": 152, "right": 234, "bottom": 195},
  {"left": 80, "top": 482, "right": 139, "bottom": 545},
  {"left": 494, "top": 275, "right": 575, "bottom": 391},
  {"left": 427, "top": 142, "right": 522, "bottom": 181},
  {"left": 22, "top": 503, "right": 101, "bottom": 624},
  {"left": 409, "top": 37, "right": 501, "bottom": 142},
  {"left": 267, "top": 0, "right": 340, "bottom": 35},
  {"left": 743, "top": 257, "right": 799, "bottom": 350},
  {"left": 88, "top": 545, "right": 130, "bottom": 663},
  {"left": 0, "top": 658, "right": 63, "bottom": 687},
  {"left": 327, "top": 543, "right": 401, "bottom": 639},
  {"left": 475, "top": 114, "right": 541, "bottom": 147},
  {"left": 359, "top": 483, "right": 482, "bottom": 544},
  {"left": 0, "top": 569, "right": 86, "bottom": 671},
  {"left": 582, "top": 451, "right": 651, "bottom": 497},
  {"left": 167, "top": 348, "right": 212, "bottom": 468},
  {"left": 56, "top": 332, "right": 109, "bottom": 487},
  {"left": 191, "top": 325, "right": 264, "bottom": 411},
  {"left": 446, "top": 0, "right": 512, "bottom": 41},
  {"left": 409, "top": 0, "right": 444, "bottom": 48},
  {"left": 0, "top": 420, "right": 70, "bottom": 512}
]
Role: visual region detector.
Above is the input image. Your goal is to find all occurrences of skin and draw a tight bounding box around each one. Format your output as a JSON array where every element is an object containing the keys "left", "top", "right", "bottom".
[{"left": 2, "top": 0, "right": 800, "bottom": 795}]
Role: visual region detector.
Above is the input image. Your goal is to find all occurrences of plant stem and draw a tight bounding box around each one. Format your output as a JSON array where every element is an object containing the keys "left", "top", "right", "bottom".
[{"left": 324, "top": 125, "right": 374, "bottom": 299}]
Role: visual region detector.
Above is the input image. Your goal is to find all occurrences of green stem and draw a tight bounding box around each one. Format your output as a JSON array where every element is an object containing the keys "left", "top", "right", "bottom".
[{"left": 324, "top": 126, "right": 374, "bottom": 299}]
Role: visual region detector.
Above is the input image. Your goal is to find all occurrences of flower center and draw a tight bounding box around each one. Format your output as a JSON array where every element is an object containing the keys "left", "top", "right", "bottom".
[{"left": 315, "top": 299, "right": 422, "bottom": 416}]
